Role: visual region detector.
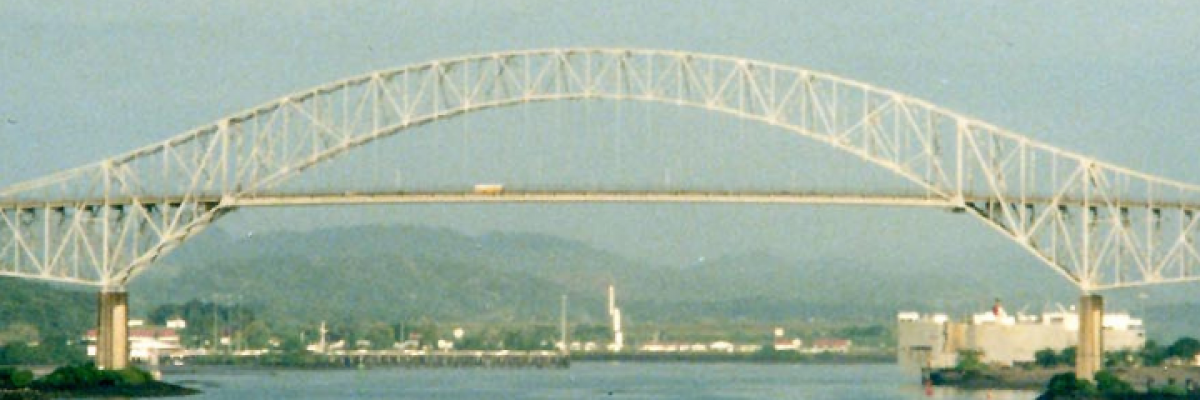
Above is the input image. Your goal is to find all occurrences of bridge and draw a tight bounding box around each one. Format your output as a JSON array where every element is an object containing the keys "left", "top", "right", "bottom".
[{"left": 3, "top": 48, "right": 1200, "bottom": 379}]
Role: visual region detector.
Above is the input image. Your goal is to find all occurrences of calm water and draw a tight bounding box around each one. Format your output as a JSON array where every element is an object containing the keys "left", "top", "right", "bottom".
[{"left": 151, "top": 363, "right": 1038, "bottom": 400}]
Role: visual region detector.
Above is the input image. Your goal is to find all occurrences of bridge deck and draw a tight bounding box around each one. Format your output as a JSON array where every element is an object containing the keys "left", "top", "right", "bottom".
[{"left": 2, "top": 190, "right": 1196, "bottom": 210}]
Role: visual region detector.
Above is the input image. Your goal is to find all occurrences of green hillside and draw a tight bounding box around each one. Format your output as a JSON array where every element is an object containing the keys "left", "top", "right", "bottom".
[
  {"left": 0, "top": 278, "right": 94, "bottom": 344},
  {"left": 3, "top": 223, "right": 1195, "bottom": 342},
  {"left": 131, "top": 226, "right": 612, "bottom": 328},
  {"left": 129, "top": 224, "right": 1076, "bottom": 327}
]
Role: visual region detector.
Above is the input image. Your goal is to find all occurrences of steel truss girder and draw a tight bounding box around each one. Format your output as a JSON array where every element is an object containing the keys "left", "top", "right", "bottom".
[{"left": 2, "top": 48, "right": 1198, "bottom": 291}]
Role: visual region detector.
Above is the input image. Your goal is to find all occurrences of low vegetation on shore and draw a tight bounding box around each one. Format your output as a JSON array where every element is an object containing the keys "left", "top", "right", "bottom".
[
  {"left": 0, "top": 363, "right": 197, "bottom": 399},
  {"left": 929, "top": 338, "right": 1200, "bottom": 399},
  {"left": 576, "top": 349, "right": 893, "bottom": 364},
  {"left": 1039, "top": 370, "right": 1200, "bottom": 399}
]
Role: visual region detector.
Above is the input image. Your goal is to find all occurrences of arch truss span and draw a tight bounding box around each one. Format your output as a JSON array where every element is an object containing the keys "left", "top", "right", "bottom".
[{"left": 2, "top": 48, "right": 1200, "bottom": 290}]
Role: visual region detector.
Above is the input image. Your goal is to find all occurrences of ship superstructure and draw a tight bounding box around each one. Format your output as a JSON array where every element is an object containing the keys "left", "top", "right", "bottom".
[{"left": 897, "top": 301, "right": 1144, "bottom": 368}]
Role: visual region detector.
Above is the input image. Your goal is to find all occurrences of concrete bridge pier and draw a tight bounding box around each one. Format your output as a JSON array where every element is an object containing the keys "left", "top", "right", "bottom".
[
  {"left": 1075, "top": 293, "right": 1103, "bottom": 381},
  {"left": 95, "top": 290, "right": 129, "bottom": 370}
]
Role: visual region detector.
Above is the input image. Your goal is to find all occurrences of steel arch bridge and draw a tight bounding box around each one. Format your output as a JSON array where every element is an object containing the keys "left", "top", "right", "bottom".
[{"left": 3, "top": 48, "right": 1200, "bottom": 294}]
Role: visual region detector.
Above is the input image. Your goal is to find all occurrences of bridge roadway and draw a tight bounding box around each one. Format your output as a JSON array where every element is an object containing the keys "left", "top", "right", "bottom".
[{"left": 3, "top": 190, "right": 1196, "bottom": 211}]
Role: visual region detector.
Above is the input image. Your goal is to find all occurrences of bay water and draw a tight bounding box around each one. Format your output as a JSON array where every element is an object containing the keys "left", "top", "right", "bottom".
[{"left": 154, "top": 362, "right": 1039, "bottom": 399}]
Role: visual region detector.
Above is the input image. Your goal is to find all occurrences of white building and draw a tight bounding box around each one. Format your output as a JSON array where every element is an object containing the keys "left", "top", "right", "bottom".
[
  {"left": 773, "top": 338, "right": 804, "bottom": 352},
  {"left": 736, "top": 344, "right": 763, "bottom": 353},
  {"left": 809, "top": 339, "right": 852, "bottom": 353},
  {"left": 636, "top": 341, "right": 755, "bottom": 353},
  {"left": 85, "top": 326, "right": 183, "bottom": 362},
  {"left": 709, "top": 341, "right": 735, "bottom": 353},
  {"left": 166, "top": 318, "right": 187, "bottom": 329},
  {"left": 566, "top": 341, "right": 600, "bottom": 352},
  {"left": 897, "top": 303, "right": 1145, "bottom": 368}
]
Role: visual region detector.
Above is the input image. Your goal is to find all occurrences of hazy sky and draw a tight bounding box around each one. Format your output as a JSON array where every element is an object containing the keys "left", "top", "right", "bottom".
[{"left": 4, "top": 1, "right": 1200, "bottom": 304}]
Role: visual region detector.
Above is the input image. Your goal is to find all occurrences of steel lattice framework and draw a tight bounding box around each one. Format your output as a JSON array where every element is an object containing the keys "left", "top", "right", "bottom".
[{"left": 2, "top": 48, "right": 1199, "bottom": 291}]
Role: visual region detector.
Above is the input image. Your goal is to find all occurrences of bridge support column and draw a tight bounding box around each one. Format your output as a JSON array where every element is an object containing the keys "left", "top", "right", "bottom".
[
  {"left": 1075, "top": 294, "right": 1103, "bottom": 381},
  {"left": 96, "top": 291, "right": 129, "bottom": 370}
]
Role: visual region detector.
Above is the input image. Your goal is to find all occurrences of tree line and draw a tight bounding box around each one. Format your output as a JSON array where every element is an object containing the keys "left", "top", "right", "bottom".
[{"left": 1033, "top": 337, "right": 1200, "bottom": 368}]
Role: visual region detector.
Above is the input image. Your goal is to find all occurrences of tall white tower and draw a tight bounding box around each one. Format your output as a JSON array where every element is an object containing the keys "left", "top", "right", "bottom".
[
  {"left": 608, "top": 285, "right": 616, "bottom": 315},
  {"left": 318, "top": 321, "right": 328, "bottom": 354},
  {"left": 608, "top": 285, "right": 624, "bottom": 352}
]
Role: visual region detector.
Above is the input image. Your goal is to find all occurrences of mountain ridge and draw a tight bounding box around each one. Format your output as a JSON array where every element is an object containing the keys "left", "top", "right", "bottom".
[
  {"left": 2, "top": 222, "right": 1198, "bottom": 341},
  {"left": 128, "top": 223, "right": 1078, "bottom": 326}
]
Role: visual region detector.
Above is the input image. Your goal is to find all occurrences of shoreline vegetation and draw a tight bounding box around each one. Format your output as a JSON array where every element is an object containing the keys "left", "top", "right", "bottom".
[
  {"left": 926, "top": 338, "right": 1200, "bottom": 398},
  {"left": 0, "top": 354, "right": 896, "bottom": 399},
  {"left": 0, "top": 363, "right": 197, "bottom": 399},
  {"left": 572, "top": 351, "right": 893, "bottom": 364},
  {"left": 931, "top": 366, "right": 1200, "bottom": 389},
  {"left": 176, "top": 349, "right": 894, "bottom": 369},
  {"left": 929, "top": 365, "right": 1200, "bottom": 399}
]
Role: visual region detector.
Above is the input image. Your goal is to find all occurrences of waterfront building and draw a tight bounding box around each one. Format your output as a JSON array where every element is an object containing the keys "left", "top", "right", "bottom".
[
  {"left": 771, "top": 327, "right": 804, "bottom": 352},
  {"left": 897, "top": 302, "right": 1145, "bottom": 368},
  {"left": 307, "top": 339, "right": 346, "bottom": 353},
  {"left": 809, "top": 339, "right": 852, "bottom": 353},
  {"left": 85, "top": 326, "right": 182, "bottom": 362},
  {"left": 736, "top": 344, "right": 764, "bottom": 353},
  {"left": 165, "top": 317, "right": 187, "bottom": 329},
  {"left": 773, "top": 338, "right": 804, "bottom": 352},
  {"left": 638, "top": 342, "right": 695, "bottom": 353},
  {"left": 634, "top": 340, "right": 763, "bottom": 354},
  {"left": 566, "top": 341, "right": 600, "bottom": 352},
  {"left": 709, "top": 341, "right": 735, "bottom": 353}
]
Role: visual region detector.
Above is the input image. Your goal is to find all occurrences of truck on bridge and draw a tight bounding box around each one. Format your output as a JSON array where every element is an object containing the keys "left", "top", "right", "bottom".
[{"left": 473, "top": 184, "right": 504, "bottom": 195}]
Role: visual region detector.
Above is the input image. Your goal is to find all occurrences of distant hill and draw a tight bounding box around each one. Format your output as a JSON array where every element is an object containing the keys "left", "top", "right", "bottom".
[
  {"left": 130, "top": 226, "right": 601, "bottom": 328},
  {"left": 0, "top": 222, "right": 1189, "bottom": 341},
  {"left": 124, "top": 223, "right": 1092, "bottom": 330},
  {"left": 0, "top": 278, "right": 94, "bottom": 342}
]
